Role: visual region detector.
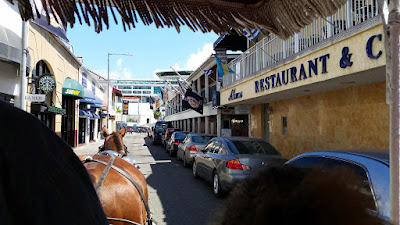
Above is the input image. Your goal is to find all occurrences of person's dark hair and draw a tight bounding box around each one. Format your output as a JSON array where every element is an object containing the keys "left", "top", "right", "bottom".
[{"left": 209, "top": 166, "right": 385, "bottom": 225}]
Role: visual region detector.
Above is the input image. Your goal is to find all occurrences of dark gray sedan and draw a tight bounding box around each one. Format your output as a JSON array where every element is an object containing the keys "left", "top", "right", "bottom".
[
  {"left": 177, "top": 133, "right": 216, "bottom": 167},
  {"left": 285, "top": 150, "right": 390, "bottom": 221},
  {"left": 192, "top": 137, "right": 286, "bottom": 197}
]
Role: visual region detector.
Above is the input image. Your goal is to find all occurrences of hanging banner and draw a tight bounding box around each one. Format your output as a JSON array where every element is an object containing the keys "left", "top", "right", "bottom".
[
  {"left": 123, "top": 100, "right": 129, "bottom": 115},
  {"left": 183, "top": 88, "right": 203, "bottom": 114}
]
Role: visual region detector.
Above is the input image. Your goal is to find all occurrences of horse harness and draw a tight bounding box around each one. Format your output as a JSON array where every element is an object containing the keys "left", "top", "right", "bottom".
[{"left": 84, "top": 153, "right": 154, "bottom": 225}]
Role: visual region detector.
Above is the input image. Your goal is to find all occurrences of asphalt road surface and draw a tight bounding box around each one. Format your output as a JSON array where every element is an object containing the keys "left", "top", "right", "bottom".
[{"left": 123, "top": 133, "right": 224, "bottom": 225}]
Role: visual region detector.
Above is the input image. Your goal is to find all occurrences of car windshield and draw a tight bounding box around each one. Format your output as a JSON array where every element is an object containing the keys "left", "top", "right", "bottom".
[
  {"left": 155, "top": 124, "right": 167, "bottom": 133},
  {"left": 192, "top": 135, "right": 214, "bottom": 143},
  {"left": 227, "top": 140, "right": 281, "bottom": 155},
  {"left": 175, "top": 132, "right": 187, "bottom": 139}
]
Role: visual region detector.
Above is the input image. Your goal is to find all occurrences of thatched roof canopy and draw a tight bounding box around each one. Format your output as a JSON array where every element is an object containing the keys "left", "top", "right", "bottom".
[{"left": 11, "top": 0, "right": 347, "bottom": 39}]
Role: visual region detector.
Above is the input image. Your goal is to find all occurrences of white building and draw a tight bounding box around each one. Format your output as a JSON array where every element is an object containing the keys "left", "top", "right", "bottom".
[{"left": 111, "top": 70, "right": 192, "bottom": 127}]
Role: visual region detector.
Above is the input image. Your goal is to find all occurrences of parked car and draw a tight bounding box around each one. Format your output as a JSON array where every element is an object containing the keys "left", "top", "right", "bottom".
[
  {"left": 162, "top": 128, "right": 182, "bottom": 148},
  {"left": 152, "top": 121, "right": 172, "bottom": 144},
  {"left": 177, "top": 133, "right": 216, "bottom": 167},
  {"left": 148, "top": 124, "right": 155, "bottom": 138},
  {"left": 285, "top": 150, "right": 390, "bottom": 221},
  {"left": 166, "top": 131, "right": 188, "bottom": 156},
  {"left": 192, "top": 137, "right": 286, "bottom": 197}
]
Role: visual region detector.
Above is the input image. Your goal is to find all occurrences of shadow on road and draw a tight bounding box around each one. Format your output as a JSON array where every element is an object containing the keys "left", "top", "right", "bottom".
[{"left": 144, "top": 136, "right": 224, "bottom": 225}]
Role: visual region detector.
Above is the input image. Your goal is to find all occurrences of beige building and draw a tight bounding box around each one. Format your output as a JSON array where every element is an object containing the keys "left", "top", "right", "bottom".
[{"left": 27, "top": 22, "right": 83, "bottom": 147}]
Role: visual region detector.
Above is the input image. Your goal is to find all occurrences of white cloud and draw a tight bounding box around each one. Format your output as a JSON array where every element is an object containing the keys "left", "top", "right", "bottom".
[
  {"left": 116, "top": 58, "right": 123, "bottom": 67},
  {"left": 105, "top": 58, "right": 133, "bottom": 79},
  {"left": 185, "top": 43, "right": 214, "bottom": 70},
  {"left": 172, "top": 43, "right": 214, "bottom": 71}
]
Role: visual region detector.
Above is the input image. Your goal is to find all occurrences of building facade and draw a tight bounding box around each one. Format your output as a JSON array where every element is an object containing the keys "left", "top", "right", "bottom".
[
  {"left": 219, "top": 0, "right": 388, "bottom": 158},
  {"left": 78, "top": 66, "right": 105, "bottom": 146}
]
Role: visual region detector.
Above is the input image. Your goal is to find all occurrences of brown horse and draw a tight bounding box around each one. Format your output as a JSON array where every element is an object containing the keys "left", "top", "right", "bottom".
[{"left": 77, "top": 127, "right": 151, "bottom": 225}]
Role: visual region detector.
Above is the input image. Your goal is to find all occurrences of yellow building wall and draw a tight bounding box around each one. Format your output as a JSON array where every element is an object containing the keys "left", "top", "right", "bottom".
[
  {"left": 268, "top": 81, "right": 389, "bottom": 159},
  {"left": 27, "top": 23, "right": 80, "bottom": 139},
  {"left": 221, "top": 25, "right": 385, "bottom": 105},
  {"left": 250, "top": 104, "right": 265, "bottom": 139}
]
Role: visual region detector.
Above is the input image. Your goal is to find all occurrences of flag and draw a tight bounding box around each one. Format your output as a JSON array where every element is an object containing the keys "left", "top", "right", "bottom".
[
  {"left": 201, "top": 68, "right": 214, "bottom": 76},
  {"left": 243, "top": 28, "right": 261, "bottom": 41},
  {"left": 183, "top": 88, "right": 203, "bottom": 114},
  {"left": 215, "top": 56, "right": 234, "bottom": 82},
  {"left": 177, "top": 80, "right": 188, "bottom": 99},
  {"left": 149, "top": 96, "right": 155, "bottom": 110}
]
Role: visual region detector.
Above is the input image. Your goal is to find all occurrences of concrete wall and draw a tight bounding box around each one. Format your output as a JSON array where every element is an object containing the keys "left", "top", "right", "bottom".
[{"left": 268, "top": 81, "right": 389, "bottom": 159}]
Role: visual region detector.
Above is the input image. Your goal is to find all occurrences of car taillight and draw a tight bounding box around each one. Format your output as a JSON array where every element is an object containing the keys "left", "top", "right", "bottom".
[
  {"left": 226, "top": 158, "right": 251, "bottom": 171},
  {"left": 173, "top": 141, "right": 180, "bottom": 144},
  {"left": 188, "top": 145, "right": 198, "bottom": 151}
]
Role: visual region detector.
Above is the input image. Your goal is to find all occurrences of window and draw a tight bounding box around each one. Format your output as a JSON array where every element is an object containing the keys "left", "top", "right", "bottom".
[
  {"left": 175, "top": 132, "right": 187, "bottom": 139},
  {"left": 282, "top": 116, "right": 287, "bottom": 135},
  {"left": 192, "top": 135, "right": 214, "bottom": 143},
  {"left": 288, "top": 156, "right": 376, "bottom": 210},
  {"left": 212, "top": 141, "right": 222, "bottom": 154},
  {"left": 227, "top": 140, "right": 281, "bottom": 155},
  {"left": 204, "top": 142, "right": 214, "bottom": 152}
]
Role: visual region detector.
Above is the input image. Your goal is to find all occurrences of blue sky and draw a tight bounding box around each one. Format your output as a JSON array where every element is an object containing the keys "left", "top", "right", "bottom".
[{"left": 67, "top": 19, "right": 219, "bottom": 80}]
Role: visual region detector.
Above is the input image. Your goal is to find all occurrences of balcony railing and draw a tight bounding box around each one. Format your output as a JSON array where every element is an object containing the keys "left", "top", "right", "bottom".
[{"left": 224, "top": 0, "right": 379, "bottom": 86}]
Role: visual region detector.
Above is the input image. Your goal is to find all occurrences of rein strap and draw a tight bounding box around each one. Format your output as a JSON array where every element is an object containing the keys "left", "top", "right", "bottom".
[{"left": 94, "top": 154, "right": 116, "bottom": 194}]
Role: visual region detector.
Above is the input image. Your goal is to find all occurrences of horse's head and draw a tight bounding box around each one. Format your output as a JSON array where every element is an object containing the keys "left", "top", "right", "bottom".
[{"left": 100, "top": 126, "right": 128, "bottom": 156}]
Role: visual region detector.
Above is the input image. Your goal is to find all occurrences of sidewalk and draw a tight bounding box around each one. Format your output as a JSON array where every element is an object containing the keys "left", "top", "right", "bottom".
[{"left": 73, "top": 140, "right": 104, "bottom": 155}]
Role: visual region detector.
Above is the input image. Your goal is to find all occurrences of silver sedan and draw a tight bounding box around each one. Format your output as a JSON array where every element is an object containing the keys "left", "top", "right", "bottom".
[
  {"left": 285, "top": 150, "right": 390, "bottom": 221},
  {"left": 177, "top": 133, "right": 216, "bottom": 167},
  {"left": 192, "top": 137, "right": 286, "bottom": 197}
]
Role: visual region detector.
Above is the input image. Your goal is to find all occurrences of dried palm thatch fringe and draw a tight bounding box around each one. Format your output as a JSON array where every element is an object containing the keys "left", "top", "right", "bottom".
[{"left": 10, "top": 0, "right": 347, "bottom": 39}]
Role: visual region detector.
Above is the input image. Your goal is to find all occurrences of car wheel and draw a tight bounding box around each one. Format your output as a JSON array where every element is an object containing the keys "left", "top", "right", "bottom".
[
  {"left": 213, "top": 172, "right": 222, "bottom": 198},
  {"left": 192, "top": 160, "right": 198, "bottom": 178},
  {"left": 183, "top": 154, "right": 189, "bottom": 168}
]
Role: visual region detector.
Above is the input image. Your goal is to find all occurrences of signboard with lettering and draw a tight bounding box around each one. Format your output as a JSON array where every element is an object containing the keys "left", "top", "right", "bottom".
[
  {"left": 25, "top": 94, "right": 46, "bottom": 102},
  {"left": 109, "top": 115, "right": 116, "bottom": 120},
  {"left": 47, "top": 106, "right": 66, "bottom": 115},
  {"left": 228, "top": 88, "right": 243, "bottom": 101}
]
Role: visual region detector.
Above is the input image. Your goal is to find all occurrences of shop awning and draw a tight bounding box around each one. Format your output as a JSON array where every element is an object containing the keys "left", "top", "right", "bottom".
[
  {"left": 91, "top": 96, "right": 103, "bottom": 108},
  {"left": 62, "top": 78, "right": 84, "bottom": 99},
  {"left": 79, "top": 109, "right": 90, "bottom": 118},
  {"left": 92, "top": 113, "right": 100, "bottom": 119},
  {"left": 80, "top": 88, "right": 96, "bottom": 103}
]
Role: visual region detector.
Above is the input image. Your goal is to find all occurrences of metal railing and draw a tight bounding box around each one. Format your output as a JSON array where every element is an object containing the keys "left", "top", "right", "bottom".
[{"left": 224, "top": 0, "right": 379, "bottom": 86}]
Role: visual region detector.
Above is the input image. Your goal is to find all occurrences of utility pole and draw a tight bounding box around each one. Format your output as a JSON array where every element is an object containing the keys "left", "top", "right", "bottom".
[{"left": 19, "top": 20, "right": 29, "bottom": 110}]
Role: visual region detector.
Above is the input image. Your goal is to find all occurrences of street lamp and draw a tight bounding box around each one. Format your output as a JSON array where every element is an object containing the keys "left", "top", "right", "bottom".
[{"left": 107, "top": 53, "right": 132, "bottom": 131}]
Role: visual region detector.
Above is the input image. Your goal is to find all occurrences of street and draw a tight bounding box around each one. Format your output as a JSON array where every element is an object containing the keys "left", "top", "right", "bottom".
[{"left": 74, "top": 132, "right": 224, "bottom": 225}]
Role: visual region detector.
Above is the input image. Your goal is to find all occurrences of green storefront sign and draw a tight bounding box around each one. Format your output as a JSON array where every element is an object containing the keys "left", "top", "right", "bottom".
[{"left": 47, "top": 106, "right": 66, "bottom": 115}]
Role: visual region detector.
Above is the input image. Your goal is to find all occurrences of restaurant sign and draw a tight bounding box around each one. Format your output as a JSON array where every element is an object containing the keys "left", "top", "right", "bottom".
[
  {"left": 37, "top": 74, "right": 56, "bottom": 93},
  {"left": 64, "top": 89, "right": 81, "bottom": 96},
  {"left": 47, "top": 106, "right": 66, "bottom": 115},
  {"left": 25, "top": 94, "right": 46, "bottom": 102},
  {"left": 254, "top": 34, "right": 383, "bottom": 94}
]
